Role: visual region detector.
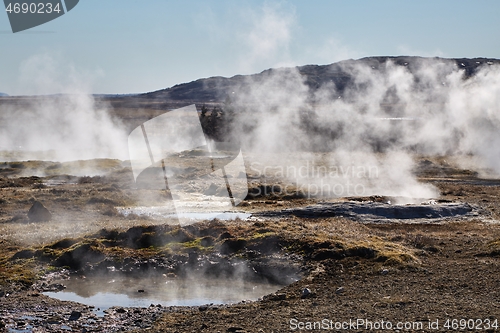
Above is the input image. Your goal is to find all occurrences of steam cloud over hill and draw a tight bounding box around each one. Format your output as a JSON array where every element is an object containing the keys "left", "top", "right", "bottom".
[
  {"left": 176, "top": 57, "right": 500, "bottom": 199},
  {"left": 1, "top": 56, "right": 500, "bottom": 199}
]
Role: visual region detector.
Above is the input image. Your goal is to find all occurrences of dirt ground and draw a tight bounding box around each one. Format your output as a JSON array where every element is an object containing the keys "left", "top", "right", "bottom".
[{"left": 0, "top": 154, "right": 499, "bottom": 332}]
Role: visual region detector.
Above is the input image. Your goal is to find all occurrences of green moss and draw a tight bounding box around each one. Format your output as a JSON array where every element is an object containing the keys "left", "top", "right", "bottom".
[
  {"left": 250, "top": 231, "right": 277, "bottom": 239},
  {"left": 182, "top": 237, "right": 214, "bottom": 252}
]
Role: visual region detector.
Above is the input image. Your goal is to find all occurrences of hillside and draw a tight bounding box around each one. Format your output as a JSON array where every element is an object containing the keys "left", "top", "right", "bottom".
[{"left": 140, "top": 56, "right": 500, "bottom": 103}]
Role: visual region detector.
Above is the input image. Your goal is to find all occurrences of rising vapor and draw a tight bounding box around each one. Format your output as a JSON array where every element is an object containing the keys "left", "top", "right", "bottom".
[{"left": 226, "top": 58, "right": 500, "bottom": 199}]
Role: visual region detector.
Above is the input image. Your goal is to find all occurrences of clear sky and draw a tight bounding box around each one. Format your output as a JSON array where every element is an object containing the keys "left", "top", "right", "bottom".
[{"left": 1, "top": 0, "right": 499, "bottom": 95}]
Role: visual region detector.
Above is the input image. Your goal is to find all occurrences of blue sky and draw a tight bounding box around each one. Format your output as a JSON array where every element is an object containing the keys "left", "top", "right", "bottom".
[{"left": 1, "top": 0, "right": 499, "bottom": 95}]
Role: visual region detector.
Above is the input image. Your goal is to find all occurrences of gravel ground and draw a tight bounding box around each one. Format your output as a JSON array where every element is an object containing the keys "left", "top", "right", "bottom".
[{"left": 1, "top": 155, "right": 500, "bottom": 332}]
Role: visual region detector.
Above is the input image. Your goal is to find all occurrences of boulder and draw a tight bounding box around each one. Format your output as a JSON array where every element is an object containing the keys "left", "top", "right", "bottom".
[{"left": 27, "top": 201, "right": 52, "bottom": 222}]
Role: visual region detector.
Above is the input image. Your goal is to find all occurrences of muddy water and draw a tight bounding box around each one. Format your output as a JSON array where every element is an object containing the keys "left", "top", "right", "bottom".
[{"left": 44, "top": 275, "right": 286, "bottom": 315}]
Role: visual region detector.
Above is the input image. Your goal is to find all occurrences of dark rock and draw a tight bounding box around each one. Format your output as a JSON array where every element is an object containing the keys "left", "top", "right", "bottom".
[
  {"left": 27, "top": 201, "right": 52, "bottom": 222},
  {"left": 301, "top": 288, "right": 312, "bottom": 298},
  {"left": 69, "top": 310, "right": 81, "bottom": 321}
]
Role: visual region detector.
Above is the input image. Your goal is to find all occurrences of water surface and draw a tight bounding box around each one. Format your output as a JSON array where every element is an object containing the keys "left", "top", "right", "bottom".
[{"left": 44, "top": 274, "right": 285, "bottom": 315}]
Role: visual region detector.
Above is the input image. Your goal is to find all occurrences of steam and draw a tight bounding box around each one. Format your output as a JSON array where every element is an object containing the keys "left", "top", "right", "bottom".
[
  {"left": 227, "top": 58, "right": 500, "bottom": 199},
  {"left": 239, "top": 2, "right": 296, "bottom": 71},
  {"left": 0, "top": 53, "right": 129, "bottom": 162}
]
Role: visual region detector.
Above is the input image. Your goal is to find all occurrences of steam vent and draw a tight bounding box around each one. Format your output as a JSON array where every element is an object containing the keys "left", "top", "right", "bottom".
[{"left": 2, "top": 56, "right": 500, "bottom": 332}]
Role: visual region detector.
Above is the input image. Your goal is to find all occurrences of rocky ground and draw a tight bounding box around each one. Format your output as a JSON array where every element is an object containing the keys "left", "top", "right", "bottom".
[{"left": 0, "top": 154, "right": 499, "bottom": 332}]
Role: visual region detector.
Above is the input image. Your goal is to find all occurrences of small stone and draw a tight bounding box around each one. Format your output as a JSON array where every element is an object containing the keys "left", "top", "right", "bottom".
[
  {"left": 335, "top": 287, "right": 344, "bottom": 294},
  {"left": 28, "top": 201, "right": 52, "bottom": 222},
  {"left": 69, "top": 311, "right": 81, "bottom": 321}
]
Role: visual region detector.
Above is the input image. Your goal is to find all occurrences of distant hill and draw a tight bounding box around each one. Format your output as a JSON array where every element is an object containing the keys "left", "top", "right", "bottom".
[
  {"left": 141, "top": 56, "right": 500, "bottom": 104},
  {"left": 0, "top": 92, "right": 8, "bottom": 97}
]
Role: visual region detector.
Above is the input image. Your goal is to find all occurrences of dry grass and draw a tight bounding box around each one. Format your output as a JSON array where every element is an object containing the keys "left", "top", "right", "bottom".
[
  {"left": 222, "top": 217, "right": 420, "bottom": 266},
  {"left": 486, "top": 238, "right": 500, "bottom": 255}
]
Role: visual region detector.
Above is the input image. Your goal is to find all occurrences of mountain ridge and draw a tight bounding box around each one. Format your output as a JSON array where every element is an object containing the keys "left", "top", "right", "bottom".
[{"left": 141, "top": 56, "right": 500, "bottom": 104}]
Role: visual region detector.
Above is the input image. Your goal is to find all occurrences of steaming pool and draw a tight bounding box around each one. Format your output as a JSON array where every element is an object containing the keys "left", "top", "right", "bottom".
[
  {"left": 44, "top": 274, "right": 286, "bottom": 316},
  {"left": 117, "top": 206, "right": 252, "bottom": 221}
]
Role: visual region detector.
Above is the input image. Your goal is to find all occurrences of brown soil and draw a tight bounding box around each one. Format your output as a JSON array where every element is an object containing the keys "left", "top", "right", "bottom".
[{"left": 0, "top": 155, "right": 499, "bottom": 332}]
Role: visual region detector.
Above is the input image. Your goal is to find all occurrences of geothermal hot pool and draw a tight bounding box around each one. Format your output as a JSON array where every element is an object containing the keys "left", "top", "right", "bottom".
[
  {"left": 117, "top": 206, "right": 252, "bottom": 221},
  {"left": 43, "top": 199, "right": 484, "bottom": 316},
  {"left": 44, "top": 274, "right": 287, "bottom": 316}
]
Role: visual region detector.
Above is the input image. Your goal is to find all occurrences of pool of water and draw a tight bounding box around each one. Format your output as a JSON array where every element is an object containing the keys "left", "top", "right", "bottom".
[
  {"left": 117, "top": 206, "right": 251, "bottom": 221},
  {"left": 44, "top": 275, "right": 285, "bottom": 315}
]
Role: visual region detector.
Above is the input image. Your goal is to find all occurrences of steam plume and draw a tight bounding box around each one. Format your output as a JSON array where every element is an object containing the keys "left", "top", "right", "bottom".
[
  {"left": 227, "top": 58, "right": 500, "bottom": 199},
  {"left": 0, "top": 53, "right": 129, "bottom": 162}
]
